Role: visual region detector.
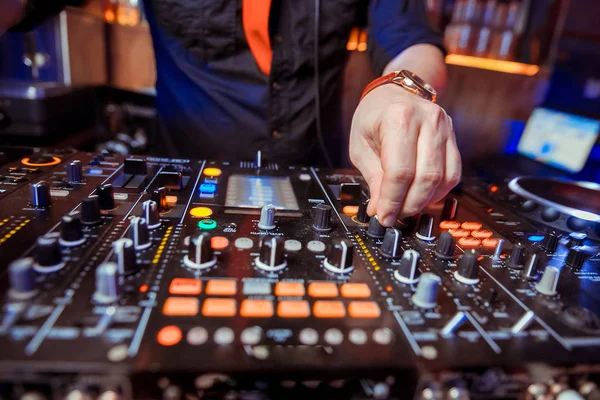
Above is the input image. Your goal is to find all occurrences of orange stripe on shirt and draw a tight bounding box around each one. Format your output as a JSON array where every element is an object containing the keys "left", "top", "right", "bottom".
[{"left": 242, "top": 0, "right": 272, "bottom": 75}]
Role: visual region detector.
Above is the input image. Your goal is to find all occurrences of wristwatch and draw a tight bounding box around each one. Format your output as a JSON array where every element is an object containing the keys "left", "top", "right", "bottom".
[{"left": 360, "top": 70, "right": 437, "bottom": 103}]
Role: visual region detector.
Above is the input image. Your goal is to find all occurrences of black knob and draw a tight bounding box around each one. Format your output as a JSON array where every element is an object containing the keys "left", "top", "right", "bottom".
[
  {"left": 395, "top": 216, "right": 417, "bottom": 233},
  {"left": 394, "top": 249, "right": 420, "bottom": 284},
  {"left": 324, "top": 238, "right": 354, "bottom": 274},
  {"left": 567, "top": 216, "right": 588, "bottom": 232},
  {"left": 128, "top": 216, "right": 151, "bottom": 250},
  {"left": 93, "top": 262, "right": 120, "bottom": 304},
  {"left": 540, "top": 232, "right": 560, "bottom": 253},
  {"left": 31, "top": 181, "right": 51, "bottom": 207},
  {"left": 380, "top": 228, "right": 403, "bottom": 259},
  {"left": 184, "top": 232, "right": 217, "bottom": 270},
  {"left": 256, "top": 236, "right": 287, "bottom": 272},
  {"left": 356, "top": 199, "right": 370, "bottom": 223},
  {"left": 97, "top": 184, "right": 116, "bottom": 211},
  {"left": 112, "top": 238, "right": 137, "bottom": 276},
  {"left": 434, "top": 231, "right": 455, "bottom": 259},
  {"left": 455, "top": 249, "right": 480, "bottom": 284},
  {"left": 441, "top": 197, "right": 458, "bottom": 221},
  {"left": 59, "top": 212, "right": 85, "bottom": 246},
  {"left": 65, "top": 160, "right": 83, "bottom": 183},
  {"left": 541, "top": 207, "right": 560, "bottom": 222},
  {"left": 312, "top": 204, "right": 333, "bottom": 232},
  {"left": 124, "top": 158, "right": 147, "bottom": 175},
  {"left": 156, "top": 168, "right": 183, "bottom": 190},
  {"left": 8, "top": 258, "right": 38, "bottom": 300},
  {"left": 415, "top": 214, "right": 435, "bottom": 241},
  {"left": 367, "top": 216, "right": 386, "bottom": 239},
  {"left": 35, "top": 233, "right": 64, "bottom": 271},
  {"left": 520, "top": 200, "right": 538, "bottom": 212},
  {"left": 142, "top": 200, "right": 161, "bottom": 229},
  {"left": 81, "top": 196, "right": 102, "bottom": 225},
  {"left": 152, "top": 187, "right": 168, "bottom": 212},
  {"left": 566, "top": 247, "right": 587, "bottom": 269},
  {"left": 507, "top": 243, "right": 526, "bottom": 270},
  {"left": 568, "top": 232, "right": 587, "bottom": 248},
  {"left": 522, "top": 252, "right": 543, "bottom": 280}
]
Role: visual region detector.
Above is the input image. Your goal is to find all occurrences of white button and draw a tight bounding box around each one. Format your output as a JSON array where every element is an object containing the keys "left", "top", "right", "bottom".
[
  {"left": 284, "top": 239, "right": 302, "bottom": 252},
  {"left": 187, "top": 327, "right": 208, "bottom": 345},
  {"left": 307, "top": 240, "right": 326, "bottom": 253},
  {"left": 299, "top": 328, "right": 319, "bottom": 345},
  {"left": 299, "top": 173, "right": 311, "bottom": 182},
  {"left": 214, "top": 327, "right": 235, "bottom": 345},
  {"left": 372, "top": 328, "right": 393, "bottom": 345},
  {"left": 348, "top": 328, "right": 367, "bottom": 345},
  {"left": 234, "top": 237, "right": 254, "bottom": 250},
  {"left": 243, "top": 280, "right": 271, "bottom": 295},
  {"left": 241, "top": 326, "right": 262, "bottom": 345},
  {"left": 324, "top": 328, "right": 343, "bottom": 345}
]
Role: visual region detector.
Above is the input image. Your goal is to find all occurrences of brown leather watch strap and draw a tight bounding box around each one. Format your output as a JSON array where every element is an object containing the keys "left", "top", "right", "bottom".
[
  {"left": 360, "top": 72, "right": 397, "bottom": 102},
  {"left": 360, "top": 70, "right": 437, "bottom": 103}
]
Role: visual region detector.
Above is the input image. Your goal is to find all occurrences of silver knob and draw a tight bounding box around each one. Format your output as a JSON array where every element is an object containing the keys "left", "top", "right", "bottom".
[
  {"left": 93, "top": 262, "right": 120, "bottom": 304},
  {"left": 142, "top": 200, "right": 161, "bottom": 229},
  {"left": 257, "top": 204, "right": 277, "bottom": 230}
]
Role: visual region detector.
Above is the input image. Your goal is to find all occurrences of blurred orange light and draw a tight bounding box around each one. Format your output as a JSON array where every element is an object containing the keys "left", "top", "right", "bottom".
[
  {"left": 445, "top": 55, "right": 540, "bottom": 76},
  {"left": 346, "top": 27, "right": 359, "bottom": 51},
  {"left": 139, "top": 284, "right": 148, "bottom": 293}
]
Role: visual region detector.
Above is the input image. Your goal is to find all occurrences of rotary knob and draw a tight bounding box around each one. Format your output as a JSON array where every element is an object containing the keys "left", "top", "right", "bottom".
[
  {"left": 415, "top": 214, "right": 435, "bottom": 241},
  {"left": 507, "top": 243, "right": 526, "bottom": 270},
  {"left": 522, "top": 252, "right": 543, "bottom": 280},
  {"left": 256, "top": 236, "right": 287, "bottom": 272},
  {"left": 454, "top": 249, "right": 480, "bottom": 285},
  {"left": 65, "top": 160, "right": 83, "bottom": 183},
  {"left": 152, "top": 187, "right": 168, "bottom": 212},
  {"left": 34, "top": 233, "right": 65, "bottom": 273},
  {"left": 412, "top": 273, "right": 441, "bottom": 309},
  {"left": 184, "top": 232, "right": 217, "bottom": 270},
  {"left": 356, "top": 199, "right": 370, "bottom": 223},
  {"left": 8, "top": 258, "right": 38, "bottom": 300},
  {"left": 257, "top": 204, "right": 277, "bottom": 230},
  {"left": 97, "top": 184, "right": 116, "bottom": 211},
  {"left": 31, "top": 181, "right": 51, "bottom": 207},
  {"left": 568, "top": 232, "right": 587, "bottom": 248},
  {"left": 535, "top": 266, "right": 561, "bottom": 296},
  {"left": 59, "top": 212, "right": 86, "bottom": 247},
  {"left": 441, "top": 197, "right": 458, "bottom": 221},
  {"left": 142, "top": 200, "right": 161, "bottom": 229},
  {"left": 394, "top": 249, "right": 420, "bottom": 284},
  {"left": 367, "top": 216, "right": 386, "bottom": 239},
  {"left": 566, "top": 247, "right": 587, "bottom": 269},
  {"left": 324, "top": 238, "right": 354, "bottom": 274},
  {"left": 380, "top": 228, "right": 403, "bottom": 259},
  {"left": 93, "top": 262, "right": 120, "bottom": 304},
  {"left": 81, "top": 196, "right": 102, "bottom": 225},
  {"left": 312, "top": 204, "right": 333, "bottom": 232},
  {"left": 541, "top": 232, "right": 560, "bottom": 253},
  {"left": 128, "top": 216, "right": 151, "bottom": 250},
  {"left": 112, "top": 238, "right": 137, "bottom": 276},
  {"left": 434, "top": 231, "right": 455, "bottom": 259}
]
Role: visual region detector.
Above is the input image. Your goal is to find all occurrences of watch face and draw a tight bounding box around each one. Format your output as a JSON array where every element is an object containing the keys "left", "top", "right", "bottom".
[{"left": 398, "top": 70, "right": 437, "bottom": 102}]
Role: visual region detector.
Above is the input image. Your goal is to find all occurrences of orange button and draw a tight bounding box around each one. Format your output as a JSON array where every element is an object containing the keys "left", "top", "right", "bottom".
[
  {"left": 482, "top": 238, "right": 500, "bottom": 248},
  {"left": 169, "top": 278, "right": 202, "bottom": 295},
  {"left": 275, "top": 282, "right": 305, "bottom": 297},
  {"left": 458, "top": 237, "right": 481, "bottom": 248},
  {"left": 240, "top": 299, "right": 274, "bottom": 318},
  {"left": 449, "top": 228, "right": 470, "bottom": 238},
  {"left": 163, "top": 297, "right": 199, "bottom": 316},
  {"left": 202, "top": 298, "right": 236, "bottom": 317},
  {"left": 340, "top": 283, "right": 371, "bottom": 298},
  {"left": 166, "top": 195, "right": 177, "bottom": 206},
  {"left": 190, "top": 206, "right": 213, "bottom": 218},
  {"left": 342, "top": 205, "right": 359, "bottom": 216},
  {"left": 203, "top": 167, "right": 222, "bottom": 177},
  {"left": 348, "top": 301, "right": 381, "bottom": 318},
  {"left": 307, "top": 282, "right": 339, "bottom": 298},
  {"left": 211, "top": 236, "right": 229, "bottom": 250},
  {"left": 461, "top": 221, "right": 483, "bottom": 230},
  {"left": 157, "top": 325, "right": 182, "bottom": 346},
  {"left": 206, "top": 280, "right": 237, "bottom": 296},
  {"left": 313, "top": 301, "right": 346, "bottom": 318},
  {"left": 471, "top": 229, "right": 493, "bottom": 239},
  {"left": 277, "top": 300, "right": 310, "bottom": 318},
  {"left": 439, "top": 220, "right": 461, "bottom": 230}
]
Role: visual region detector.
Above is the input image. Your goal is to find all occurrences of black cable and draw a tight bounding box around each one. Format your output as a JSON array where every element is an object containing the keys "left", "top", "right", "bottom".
[{"left": 314, "top": 0, "right": 334, "bottom": 168}]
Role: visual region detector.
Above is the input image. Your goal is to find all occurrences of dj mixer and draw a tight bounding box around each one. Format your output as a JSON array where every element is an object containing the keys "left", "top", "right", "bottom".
[{"left": 0, "top": 148, "right": 599, "bottom": 400}]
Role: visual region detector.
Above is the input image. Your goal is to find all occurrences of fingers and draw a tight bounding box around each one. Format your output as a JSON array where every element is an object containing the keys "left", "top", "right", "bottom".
[
  {"left": 430, "top": 135, "right": 462, "bottom": 204},
  {"left": 349, "top": 124, "right": 384, "bottom": 217}
]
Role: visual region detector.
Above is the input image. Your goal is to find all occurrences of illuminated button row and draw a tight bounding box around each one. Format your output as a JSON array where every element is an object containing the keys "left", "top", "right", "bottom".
[
  {"left": 440, "top": 220, "right": 500, "bottom": 249},
  {"left": 168, "top": 279, "right": 372, "bottom": 298},
  {"left": 163, "top": 297, "right": 381, "bottom": 319}
]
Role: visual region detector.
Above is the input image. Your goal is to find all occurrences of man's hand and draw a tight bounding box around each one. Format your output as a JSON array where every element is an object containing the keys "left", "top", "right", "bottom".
[{"left": 349, "top": 84, "right": 461, "bottom": 227}]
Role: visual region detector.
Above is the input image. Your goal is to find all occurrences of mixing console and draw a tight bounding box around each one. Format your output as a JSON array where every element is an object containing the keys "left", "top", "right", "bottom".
[{"left": 0, "top": 148, "right": 599, "bottom": 399}]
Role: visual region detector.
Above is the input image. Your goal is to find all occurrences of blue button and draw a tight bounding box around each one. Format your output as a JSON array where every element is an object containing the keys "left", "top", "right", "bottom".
[
  {"left": 527, "top": 235, "right": 545, "bottom": 242},
  {"left": 199, "top": 183, "right": 217, "bottom": 194}
]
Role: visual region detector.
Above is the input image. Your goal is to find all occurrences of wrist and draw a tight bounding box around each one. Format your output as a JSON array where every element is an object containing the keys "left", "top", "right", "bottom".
[{"left": 360, "top": 70, "right": 437, "bottom": 103}]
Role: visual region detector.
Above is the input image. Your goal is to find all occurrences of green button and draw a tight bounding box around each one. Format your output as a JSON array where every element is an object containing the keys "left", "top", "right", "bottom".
[{"left": 198, "top": 219, "right": 217, "bottom": 230}]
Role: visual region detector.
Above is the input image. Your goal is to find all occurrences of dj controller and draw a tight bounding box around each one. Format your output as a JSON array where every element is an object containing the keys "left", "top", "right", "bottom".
[{"left": 0, "top": 148, "right": 599, "bottom": 400}]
